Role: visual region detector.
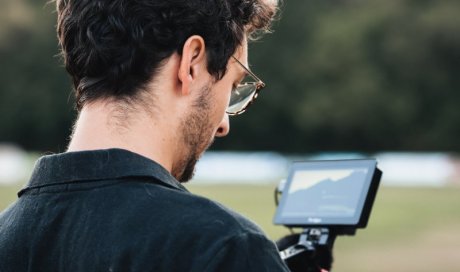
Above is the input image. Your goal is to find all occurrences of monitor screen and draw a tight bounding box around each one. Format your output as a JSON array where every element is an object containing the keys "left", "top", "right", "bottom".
[{"left": 274, "top": 160, "right": 379, "bottom": 227}]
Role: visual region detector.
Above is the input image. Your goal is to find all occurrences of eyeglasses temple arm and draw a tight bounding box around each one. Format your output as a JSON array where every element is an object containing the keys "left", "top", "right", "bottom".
[{"left": 231, "top": 56, "right": 265, "bottom": 86}]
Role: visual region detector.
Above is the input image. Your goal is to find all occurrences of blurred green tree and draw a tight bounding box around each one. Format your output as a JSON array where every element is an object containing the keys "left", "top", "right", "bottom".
[
  {"left": 0, "top": 0, "right": 74, "bottom": 152},
  {"left": 215, "top": 0, "right": 460, "bottom": 152}
]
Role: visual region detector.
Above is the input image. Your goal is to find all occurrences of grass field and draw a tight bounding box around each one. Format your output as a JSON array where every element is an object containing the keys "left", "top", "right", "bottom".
[{"left": 2, "top": 183, "right": 460, "bottom": 271}]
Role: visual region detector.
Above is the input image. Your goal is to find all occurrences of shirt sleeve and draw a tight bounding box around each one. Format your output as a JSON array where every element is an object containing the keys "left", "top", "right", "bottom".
[{"left": 202, "top": 232, "right": 290, "bottom": 272}]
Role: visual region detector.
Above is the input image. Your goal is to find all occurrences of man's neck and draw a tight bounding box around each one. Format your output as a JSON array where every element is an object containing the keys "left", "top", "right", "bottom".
[{"left": 67, "top": 101, "right": 176, "bottom": 173}]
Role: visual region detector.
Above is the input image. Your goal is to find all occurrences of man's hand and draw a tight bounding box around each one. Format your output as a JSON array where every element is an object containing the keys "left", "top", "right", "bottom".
[{"left": 276, "top": 234, "right": 334, "bottom": 272}]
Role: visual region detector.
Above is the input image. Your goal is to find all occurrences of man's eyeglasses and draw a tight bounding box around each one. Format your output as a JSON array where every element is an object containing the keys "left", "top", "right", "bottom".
[{"left": 226, "top": 57, "right": 265, "bottom": 116}]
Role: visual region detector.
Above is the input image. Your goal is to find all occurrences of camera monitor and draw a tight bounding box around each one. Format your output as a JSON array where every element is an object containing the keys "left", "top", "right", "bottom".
[{"left": 274, "top": 159, "right": 381, "bottom": 228}]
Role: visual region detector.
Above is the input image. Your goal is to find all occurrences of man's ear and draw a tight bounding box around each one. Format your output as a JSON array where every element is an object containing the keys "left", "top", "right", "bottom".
[{"left": 178, "top": 35, "right": 207, "bottom": 96}]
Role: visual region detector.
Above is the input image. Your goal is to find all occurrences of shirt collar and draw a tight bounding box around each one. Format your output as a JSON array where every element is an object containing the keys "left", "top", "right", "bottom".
[{"left": 21, "top": 148, "right": 187, "bottom": 194}]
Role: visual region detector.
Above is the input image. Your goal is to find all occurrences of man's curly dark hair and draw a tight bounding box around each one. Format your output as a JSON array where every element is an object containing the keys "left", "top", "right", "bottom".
[{"left": 55, "top": 0, "right": 278, "bottom": 110}]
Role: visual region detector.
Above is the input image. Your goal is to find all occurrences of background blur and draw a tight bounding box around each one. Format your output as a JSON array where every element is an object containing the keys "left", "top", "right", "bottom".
[{"left": 1, "top": 0, "right": 459, "bottom": 271}]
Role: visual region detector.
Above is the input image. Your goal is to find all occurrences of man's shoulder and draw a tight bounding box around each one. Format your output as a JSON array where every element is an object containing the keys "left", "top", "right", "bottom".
[
  {"left": 134, "top": 182, "right": 265, "bottom": 237},
  {"left": 114, "top": 182, "right": 286, "bottom": 270},
  {"left": 182, "top": 191, "right": 264, "bottom": 236}
]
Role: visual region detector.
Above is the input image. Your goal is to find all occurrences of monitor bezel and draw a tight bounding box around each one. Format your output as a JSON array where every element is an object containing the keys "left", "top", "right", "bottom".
[{"left": 273, "top": 159, "right": 380, "bottom": 228}]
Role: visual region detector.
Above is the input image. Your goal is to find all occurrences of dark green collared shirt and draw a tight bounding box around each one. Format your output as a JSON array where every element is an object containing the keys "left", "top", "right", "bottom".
[{"left": 0, "top": 149, "right": 289, "bottom": 272}]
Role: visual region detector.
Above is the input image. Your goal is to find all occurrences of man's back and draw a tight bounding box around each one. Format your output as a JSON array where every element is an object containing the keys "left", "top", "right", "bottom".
[{"left": 0, "top": 149, "right": 288, "bottom": 272}]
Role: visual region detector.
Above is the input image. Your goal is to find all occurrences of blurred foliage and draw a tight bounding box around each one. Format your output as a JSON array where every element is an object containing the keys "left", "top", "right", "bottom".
[
  {"left": 1, "top": 0, "right": 459, "bottom": 152},
  {"left": 0, "top": 0, "right": 74, "bottom": 152}
]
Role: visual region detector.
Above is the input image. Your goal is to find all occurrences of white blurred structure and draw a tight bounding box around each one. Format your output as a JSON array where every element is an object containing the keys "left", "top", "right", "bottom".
[
  {"left": 0, "top": 145, "right": 458, "bottom": 187},
  {"left": 0, "top": 144, "right": 30, "bottom": 185},
  {"left": 194, "top": 151, "right": 460, "bottom": 186},
  {"left": 194, "top": 152, "right": 289, "bottom": 184},
  {"left": 375, "top": 153, "right": 455, "bottom": 187}
]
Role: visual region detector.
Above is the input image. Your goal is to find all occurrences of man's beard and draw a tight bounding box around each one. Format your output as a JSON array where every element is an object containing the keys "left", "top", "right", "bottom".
[{"left": 172, "top": 84, "right": 215, "bottom": 182}]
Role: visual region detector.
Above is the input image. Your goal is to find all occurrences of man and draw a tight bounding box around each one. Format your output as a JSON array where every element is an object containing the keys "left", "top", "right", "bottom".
[{"left": 0, "top": 0, "right": 291, "bottom": 271}]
